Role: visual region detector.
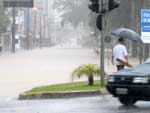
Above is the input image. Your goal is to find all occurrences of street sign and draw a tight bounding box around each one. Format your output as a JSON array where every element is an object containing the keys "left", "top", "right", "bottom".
[
  {"left": 3, "top": 0, "right": 34, "bottom": 7},
  {"left": 141, "top": 9, "right": 150, "bottom": 43}
]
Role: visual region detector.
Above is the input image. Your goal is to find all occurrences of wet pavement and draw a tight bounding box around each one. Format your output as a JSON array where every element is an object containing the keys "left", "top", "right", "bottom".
[{"left": 1, "top": 95, "right": 150, "bottom": 113}]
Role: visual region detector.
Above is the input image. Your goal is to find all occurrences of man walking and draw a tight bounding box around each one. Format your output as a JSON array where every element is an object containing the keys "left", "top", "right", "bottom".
[{"left": 112, "top": 37, "right": 129, "bottom": 71}]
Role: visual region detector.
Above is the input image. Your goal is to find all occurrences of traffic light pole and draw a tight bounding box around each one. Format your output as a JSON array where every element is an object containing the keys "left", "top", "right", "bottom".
[
  {"left": 100, "top": 0, "right": 105, "bottom": 88},
  {"left": 88, "top": 0, "right": 120, "bottom": 88}
]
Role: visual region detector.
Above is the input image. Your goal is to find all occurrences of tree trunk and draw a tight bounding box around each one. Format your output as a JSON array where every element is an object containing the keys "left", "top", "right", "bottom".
[{"left": 88, "top": 75, "right": 94, "bottom": 86}]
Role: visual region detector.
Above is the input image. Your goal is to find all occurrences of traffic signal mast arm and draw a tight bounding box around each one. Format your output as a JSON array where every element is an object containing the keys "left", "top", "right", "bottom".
[
  {"left": 108, "top": 0, "right": 120, "bottom": 11},
  {"left": 88, "top": 0, "right": 120, "bottom": 31},
  {"left": 88, "top": 0, "right": 120, "bottom": 14}
]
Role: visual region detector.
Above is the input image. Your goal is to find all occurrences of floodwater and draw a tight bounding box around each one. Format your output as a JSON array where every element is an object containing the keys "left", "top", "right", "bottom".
[
  {"left": 0, "top": 47, "right": 140, "bottom": 113},
  {"left": 0, "top": 47, "right": 101, "bottom": 113},
  {"left": 1, "top": 95, "right": 150, "bottom": 113},
  {"left": 0, "top": 48, "right": 101, "bottom": 97}
]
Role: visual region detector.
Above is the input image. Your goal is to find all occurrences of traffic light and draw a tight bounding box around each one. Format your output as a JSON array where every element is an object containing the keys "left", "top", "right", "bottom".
[
  {"left": 89, "top": 0, "right": 99, "bottom": 13},
  {"left": 96, "top": 14, "right": 102, "bottom": 31},
  {"left": 108, "top": 0, "right": 120, "bottom": 11}
]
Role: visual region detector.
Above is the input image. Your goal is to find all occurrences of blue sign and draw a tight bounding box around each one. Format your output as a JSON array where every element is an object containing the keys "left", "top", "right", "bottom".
[
  {"left": 141, "top": 10, "right": 150, "bottom": 32},
  {"left": 141, "top": 9, "right": 150, "bottom": 43}
]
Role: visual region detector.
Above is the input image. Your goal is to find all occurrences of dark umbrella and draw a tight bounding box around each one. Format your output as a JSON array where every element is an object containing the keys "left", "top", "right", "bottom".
[{"left": 111, "top": 28, "right": 143, "bottom": 43}]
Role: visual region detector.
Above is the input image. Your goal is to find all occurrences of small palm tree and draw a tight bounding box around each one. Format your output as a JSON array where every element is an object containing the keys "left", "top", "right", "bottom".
[{"left": 72, "top": 64, "right": 100, "bottom": 86}]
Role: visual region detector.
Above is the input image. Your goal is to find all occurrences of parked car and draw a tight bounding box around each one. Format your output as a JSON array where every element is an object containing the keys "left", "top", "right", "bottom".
[{"left": 107, "top": 58, "right": 150, "bottom": 106}]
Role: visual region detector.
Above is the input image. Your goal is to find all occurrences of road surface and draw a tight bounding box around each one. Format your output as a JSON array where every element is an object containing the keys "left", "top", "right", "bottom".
[{"left": 1, "top": 95, "right": 150, "bottom": 113}]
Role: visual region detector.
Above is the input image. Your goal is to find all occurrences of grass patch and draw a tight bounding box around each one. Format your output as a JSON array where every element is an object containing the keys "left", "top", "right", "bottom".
[{"left": 25, "top": 80, "right": 101, "bottom": 94}]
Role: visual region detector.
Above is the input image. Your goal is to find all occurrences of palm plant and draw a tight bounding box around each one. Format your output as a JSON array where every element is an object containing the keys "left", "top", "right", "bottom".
[{"left": 72, "top": 64, "right": 100, "bottom": 86}]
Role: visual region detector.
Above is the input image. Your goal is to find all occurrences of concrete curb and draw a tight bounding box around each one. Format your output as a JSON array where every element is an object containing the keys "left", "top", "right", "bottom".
[{"left": 18, "top": 90, "right": 109, "bottom": 100}]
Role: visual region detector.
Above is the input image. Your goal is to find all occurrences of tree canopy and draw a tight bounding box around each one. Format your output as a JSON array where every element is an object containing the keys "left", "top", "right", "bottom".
[
  {"left": 53, "top": 0, "right": 91, "bottom": 28},
  {"left": 0, "top": 2, "right": 9, "bottom": 33},
  {"left": 72, "top": 64, "right": 100, "bottom": 86}
]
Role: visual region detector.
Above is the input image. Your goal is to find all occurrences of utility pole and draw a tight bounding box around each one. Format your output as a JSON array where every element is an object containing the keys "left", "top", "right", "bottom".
[
  {"left": 12, "top": 7, "right": 16, "bottom": 53},
  {"left": 139, "top": 0, "right": 143, "bottom": 63},
  {"left": 100, "top": 0, "right": 105, "bottom": 87}
]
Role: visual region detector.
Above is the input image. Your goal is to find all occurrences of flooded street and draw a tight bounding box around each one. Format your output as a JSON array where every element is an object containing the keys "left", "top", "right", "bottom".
[
  {"left": 0, "top": 48, "right": 100, "bottom": 97},
  {"left": 0, "top": 0, "right": 148, "bottom": 112},
  {"left": 0, "top": 48, "right": 141, "bottom": 113},
  {"left": 1, "top": 95, "right": 150, "bottom": 113}
]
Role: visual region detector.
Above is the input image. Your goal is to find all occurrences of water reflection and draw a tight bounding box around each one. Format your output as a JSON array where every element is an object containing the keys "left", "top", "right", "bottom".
[
  {"left": 118, "top": 102, "right": 150, "bottom": 113},
  {"left": 118, "top": 105, "right": 139, "bottom": 110},
  {"left": 1, "top": 96, "right": 150, "bottom": 113}
]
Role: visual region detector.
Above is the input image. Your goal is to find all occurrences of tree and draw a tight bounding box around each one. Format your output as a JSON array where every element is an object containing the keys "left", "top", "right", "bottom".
[
  {"left": 53, "top": 0, "right": 90, "bottom": 28},
  {"left": 72, "top": 64, "right": 101, "bottom": 86},
  {"left": 53, "top": 0, "right": 100, "bottom": 47},
  {"left": 0, "top": 2, "right": 9, "bottom": 33}
]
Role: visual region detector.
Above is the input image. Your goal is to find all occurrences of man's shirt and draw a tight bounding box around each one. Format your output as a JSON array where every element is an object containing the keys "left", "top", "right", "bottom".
[{"left": 113, "top": 44, "right": 128, "bottom": 65}]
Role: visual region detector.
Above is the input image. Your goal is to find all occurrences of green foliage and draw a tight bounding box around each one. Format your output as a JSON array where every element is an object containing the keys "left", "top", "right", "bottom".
[
  {"left": 0, "top": 2, "right": 9, "bottom": 33},
  {"left": 72, "top": 64, "right": 100, "bottom": 78},
  {"left": 53, "top": 0, "right": 90, "bottom": 28},
  {"left": 72, "top": 64, "right": 102, "bottom": 86},
  {"left": 25, "top": 80, "right": 100, "bottom": 94},
  {"left": 53, "top": 0, "right": 100, "bottom": 47}
]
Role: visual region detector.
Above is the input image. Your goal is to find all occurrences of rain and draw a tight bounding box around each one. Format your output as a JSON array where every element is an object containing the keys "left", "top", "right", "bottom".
[{"left": 0, "top": 0, "right": 149, "bottom": 113}]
